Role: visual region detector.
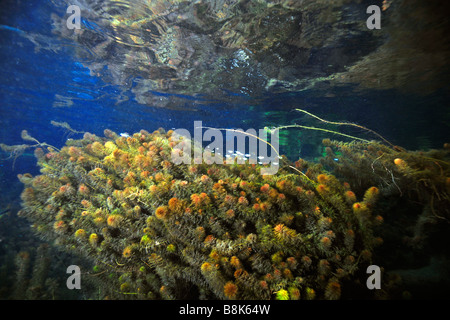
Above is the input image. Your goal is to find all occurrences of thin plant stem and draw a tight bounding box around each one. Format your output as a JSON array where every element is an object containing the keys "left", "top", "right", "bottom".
[{"left": 295, "top": 108, "right": 395, "bottom": 147}]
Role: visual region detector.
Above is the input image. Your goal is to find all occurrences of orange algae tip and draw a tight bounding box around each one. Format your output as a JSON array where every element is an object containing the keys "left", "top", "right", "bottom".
[
  {"left": 133, "top": 205, "right": 141, "bottom": 215},
  {"left": 78, "top": 184, "right": 89, "bottom": 195},
  {"left": 224, "top": 194, "right": 234, "bottom": 204},
  {"left": 195, "top": 226, "right": 205, "bottom": 239},
  {"left": 361, "top": 249, "right": 372, "bottom": 261},
  {"left": 200, "top": 262, "right": 212, "bottom": 273},
  {"left": 317, "top": 217, "right": 333, "bottom": 229},
  {"left": 283, "top": 269, "right": 293, "bottom": 279},
  {"left": 246, "top": 233, "right": 257, "bottom": 243},
  {"left": 234, "top": 268, "right": 246, "bottom": 279},
  {"left": 325, "top": 281, "right": 341, "bottom": 300},
  {"left": 260, "top": 183, "right": 270, "bottom": 193},
  {"left": 199, "top": 192, "right": 210, "bottom": 204},
  {"left": 260, "top": 202, "right": 268, "bottom": 212},
  {"left": 81, "top": 199, "right": 92, "bottom": 208},
  {"left": 325, "top": 230, "right": 335, "bottom": 238},
  {"left": 239, "top": 181, "right": 249, "bottom": 189},
  {"left": 154, "top": 172, "right": 164, "bottom": 182},
  {"left": 140, "top": 170, "right": 150, "bottom": 178},
  {"left": 363, "top": 186, "right": 379, "bottom": 204},
  {"left": 365, "top": 186, "right": 379, "bottom": 198},
  {"left": 107, "top": 214, "right": 124, "bottom": 227},
  {"left": 53, "top": 220, "right": 67, "bottom": 233},
  {"left": 238, "top": 196, "right": 249, "bottom": 206},
  {"left": 316, "top": 184, "right": 329, "bottom": 194},
  {"left": 166, "top": 244, "right": 176, "bottom": 253},
  {"left": 224, "top": 282, "right": 238, "bottom": 299},
  {"left": 304, "top": 190, "right": 315, "bottom": 198},
  {"left": 345, "top": 255, "right": 355, "bottom": 265},
  {"left": 209, "top": 249, "right": 220, "bottom": 261},
  {"left": 89, "top": 233, "right": 99, "bottom": 246},
  {"left": 230, "top": 256, "right": 241, "bottom": 268},
  {"left": 352, "top": 202, "right": 364, "bottom": 213},
  {"left": 273, "top": 224, "right": 297, "bottom": 242},
  {"left": 94, "top": 217, "right": 105, "bottom": 226},
  {"left": 316, "top": 174, "right": 328, "bottom": 184},
  {"left": 68, "top": 146, "right": 81, "bottom": 157},
  {"left": 276, "top": 180, "right": 287, "bottom": 191},
  {"left": 288, "top": 287, "right": 301, "bottom": 300},
  {"left": 374, "top": 215, "right": 384, "bottom": 225},
  {"left": 318, "top": 259, "right": 330, "bottom": 274},
  {"left": 168, "top": 197, "right": 181, "bottom": 212},
  {"left": 225, "top": 209, "right": 235, "bottom": 218},
  {"left": 320, "top": 236, "right": 332, "bottom": 248},
  {"left": 122, "top": 246, "right": 133, "bottom": 258},
  {"left": 373, "top": 237, "right": 384, "bottom": 246},
  {"left": 74, "top": 229, "right": 86, "bottom": 238},
  {"left": 305, "top": 287, "right": 316, "bottom": 300},
  {"left": 345, "top": 190, "right": 357, "bottom": 203},
  {"left": 394, "top": 158, "right": 407, "bottom": 168},
  {"left": 259, "top": 280, "right": 268, "bottom": 290},
  {"left": 190, "top": 194, "right": 201, "bottom": 206},
  {"left": 267, "top": 188, "right": 278, "bottom": 199},
  {"left": 155, "top": 206, "right": 169, "bottom": 220},
  {"left": 302, "top": 255, "right": 312, "bottom": 267},
  {"left": 204, "top": 234, "right": 215, "bottom": 244}
]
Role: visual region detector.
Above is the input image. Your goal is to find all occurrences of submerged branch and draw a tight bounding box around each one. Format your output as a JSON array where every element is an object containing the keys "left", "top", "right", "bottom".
[
  {"left": 295, "top": 108, "right": 395, "bottom": 147},
  {"left": 271, "top": 124, "right": 371, "bottom": 143},
  {"left": 0, "top": 130, "right": 61, "bottom": 169},
  {"left": 50, "top": 120, "right": 85, "bottom": 134}
]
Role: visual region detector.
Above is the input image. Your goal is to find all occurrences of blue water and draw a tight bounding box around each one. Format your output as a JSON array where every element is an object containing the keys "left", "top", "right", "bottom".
[{"left": 0, "top": 0, "right": 449, "bottom": 302}]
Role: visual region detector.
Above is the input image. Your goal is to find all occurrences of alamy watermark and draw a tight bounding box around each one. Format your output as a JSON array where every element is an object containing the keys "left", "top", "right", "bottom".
[
  {"left": 66, "top": 4, "right": 382, "bottom": 31},
  {"left": 366, "top": 5, "right": 381, "bottom": 30},
  {"left": 66, "top": 5, "right": 81, "bottom": 30},
  {"left": 367, "top": 265, "right": 382, "bottom": 289},
  {"left": 66, "top": 265, "right": 81, "bottom": 290}
]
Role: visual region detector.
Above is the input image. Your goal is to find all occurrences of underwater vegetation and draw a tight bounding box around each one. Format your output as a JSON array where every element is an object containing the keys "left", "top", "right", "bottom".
[
  {"left": 321, "top": 139, "right": 450, "bottom": 226},
  {"left": 11, "top": 127, "right": 387, "bottom": 300},
  {"left": 321, "top": 139, "right": 450, "bottom": 285},
  {"left": 6, "top": 122, "right": 447, "bottom": 300},
  {"left": 0, "top": 214, "right": 84, "bottom": 300},
  {"left": 6, "top": 244, "right": 55, "bottom": 300}
]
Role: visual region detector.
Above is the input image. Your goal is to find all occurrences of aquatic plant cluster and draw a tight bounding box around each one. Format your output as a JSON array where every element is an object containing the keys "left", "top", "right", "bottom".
[
  {"left": 16, "top": 128, "right": 387, "bottom": 300},
  {"left": 320, "top": 139, "right": 450, "bottom": 255}
]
